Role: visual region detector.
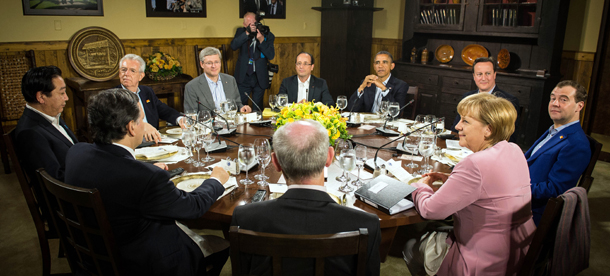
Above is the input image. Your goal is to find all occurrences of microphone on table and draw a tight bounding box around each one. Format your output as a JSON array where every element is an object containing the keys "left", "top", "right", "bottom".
[
  {"left": 346, "top": 92, "right": 362, "bottom": 125},
  {"left": 244, "top": 92, "right": 263, "bottom": 114},
  {"left": 372, "top": 117, "right": 444, "bottom": 166},
  {"left": 197, "top": 101, "right": 236, "bottom": 136},
  {"left": 377, "top": 99, "right": 416, "bottom": 136}
]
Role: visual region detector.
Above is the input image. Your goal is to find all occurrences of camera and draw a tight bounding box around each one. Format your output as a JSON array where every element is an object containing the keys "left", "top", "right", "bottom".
[{"left": 247, "top": 11, "right": 270, "bottom": 38}]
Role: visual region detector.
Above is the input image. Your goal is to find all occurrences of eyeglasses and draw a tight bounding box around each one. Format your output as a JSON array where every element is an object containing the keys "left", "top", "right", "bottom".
[
  {"left": 295, "top": 62, "right": 312, "bottom": 67},
  {"left": 203, "top": 61, "right": 221, "bottom": 66}
]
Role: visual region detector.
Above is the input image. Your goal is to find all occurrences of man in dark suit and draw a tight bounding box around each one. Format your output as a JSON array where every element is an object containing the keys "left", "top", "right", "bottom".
[
  {"left": 450, "top": 57, "right": 520, "bottom": 142},
  {"left": 117, "top": 54, "right": 186, "bottom": 143},
  {"left": 231, "top": 12, "right": 275, "bottom": 111},
  {"left": 266, "top": 0, "right": 284, "bottom": 18},
  {"left": 14, "top": 65, "right": 77, "bottom": 183},
  {"left": 242, "top": 0, "right": 267, "bottom": 16},
  {"left": 231, "top": 119, "right": 381, "bottom": 276},
  {"left": 347, "top": 51, "right": 408, "bottom": 115},
  {"left": 65, "top": 88, "right": 230, "bottom": 276},
  {"left": 278, "top": 52, "right": 334, "bottom": 106},
  {"left": 185, "top": 46, "right": 252, "bottom": 113},
  {"left": 525, "top": 80, "right": 591, "bottom": 225}
]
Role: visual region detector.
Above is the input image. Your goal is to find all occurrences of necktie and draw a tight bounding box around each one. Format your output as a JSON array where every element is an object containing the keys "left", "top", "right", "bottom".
[{"left": 247, "top": 39, "right": 256, "bottom": 75}]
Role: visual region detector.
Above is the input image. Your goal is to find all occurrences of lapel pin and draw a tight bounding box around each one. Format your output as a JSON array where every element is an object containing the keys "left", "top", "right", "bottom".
[
  {"left": 560, "top": 136, "right": 564, "bottom": 139},
  {"left": 146, "top": 99, "right": 150, "bottom": 103}
]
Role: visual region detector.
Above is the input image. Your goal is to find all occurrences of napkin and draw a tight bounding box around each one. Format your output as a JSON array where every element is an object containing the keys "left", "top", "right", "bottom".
[{"left": 135, "top": 146, "right": 178, "bottom": 159}]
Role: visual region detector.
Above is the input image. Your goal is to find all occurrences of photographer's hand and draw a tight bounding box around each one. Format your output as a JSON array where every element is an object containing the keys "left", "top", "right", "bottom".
[{"left": 256, "top": 29, "right": 264, "bottom": 43}]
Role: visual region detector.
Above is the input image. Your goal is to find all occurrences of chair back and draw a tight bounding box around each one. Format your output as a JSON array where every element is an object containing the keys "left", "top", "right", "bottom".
[
  {"left": 518, "top": 197, "right": 565, "bottom": 276},
  {"left": 406, "top": 86, "right": 419, "bottom": 119},
  {"left": 578, "top": 135, "right": 602, "bottom": 193},
  {"left": 37, "top": 169, "right": 123, "bottom": 276},
  {"left": 229, "top": 226, "right": 368, "bottom": 276},
  {"left": 4, "top": 128, "right": 58, "bottom": 276},
  {"left": 195, "top": 44, "right": 228, "bottom": 76}
]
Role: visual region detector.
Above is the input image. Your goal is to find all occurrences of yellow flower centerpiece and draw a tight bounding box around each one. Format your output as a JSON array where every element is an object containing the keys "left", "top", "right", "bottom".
[
  {"left": 275, "top": 101, "right": 351, "bottom": 146},
  {"left": 145, "top": 52, "right": 182, "bottom": 81}
]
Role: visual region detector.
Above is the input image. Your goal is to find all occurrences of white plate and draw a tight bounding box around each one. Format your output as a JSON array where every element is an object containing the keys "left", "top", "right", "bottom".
[
  {"left": 176, "top": 178, "right": 204, "bottom": 192},
  {"left": 166, "top": 128, "right": 183, "bottom": 135}
]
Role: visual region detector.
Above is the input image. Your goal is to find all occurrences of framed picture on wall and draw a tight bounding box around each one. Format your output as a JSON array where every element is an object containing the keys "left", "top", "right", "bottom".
[
  {"left": 239, "top": 0, "right": 286, "bottom": 19},
  {"left": 146, "top": 0, "right": 206, "bottom": 18},
  {"left": 23, "top": 0, "right": 104, "bottom": 16}
]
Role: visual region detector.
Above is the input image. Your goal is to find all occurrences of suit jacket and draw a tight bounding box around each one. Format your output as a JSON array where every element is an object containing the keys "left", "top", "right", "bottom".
[
  {"left": 230, "top": 27, "right": 275, "bottom": 89},
  {"left": 65, "top": 142, "right": 225, "bottom": 276},
  {"left": 524, "top": 123, "right": 591, "bottom": 225},
  {"left": 450, "top": 86, "right": 520, "bottom": 142},
  {"left": 347, "top": 74, "right": 408, "bottom": 114},
  {"left": 266, "top": 1, "right": 284, "bottom": 18},
  {"left": 231, "top": 188, "right": 381, "bottom": 276},
  {"left": 411, "top": 141, "right": 536, "bottom": 276},
  {"left": 185, "top": 73, "right": 244, "bottom": 112},
  {"left": 278, "top": 75, "right": 334, "bottom": 106},
  {"left": 14, "top": 107, "right": 77, "bottom": 182},
  {"left": 115, "top": 85, "right": 181, "bottom": 129}
]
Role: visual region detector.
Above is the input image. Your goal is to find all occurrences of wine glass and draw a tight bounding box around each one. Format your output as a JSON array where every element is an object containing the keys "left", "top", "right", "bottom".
[
  {"left": 238, "top": 143, "right": 256, "bottom": 185},
  {"left": 198, "top": 110, "right": 212, "bottom": 127},
  {"left": 403, "top": 133, "right": 420, "bottom": 169},
  {"left": 379, "top": 100, "right": 390, "bottom": 119},
  {"left": 388, "top": 101, "right": 400, "bottom": 121},
  {"left": 184, "top": 109, "right": 197, "bottom": 130},
  {"left": 337, "top": 96, "right": 348, "bottom": 113},
  {"left": 334, "top": 138, "right": 352, "bottom": 182},
  {"left": 417, "top": 134, "right": 435, "bottom": 175},
  {"left": 192, "top": 129, "right": 204, "bottom": 167},
  {"left": 338, "top": 149, "right": 356, "bottom": 193},
  {"left": 351, "top": 145, "right": 367, "bottom": 188},
  {"left": 181, "top": 129, "right": 195, "bottom": 164},
  {"left": 253, "top": 138, "right": 271, "bottom": 187},
  {"left": 277, "top": 93, "right": 288, "bottom": 109},
  {"left": 201, "top": 126, "right": 216, "bottom": 162},
  {"left": 424, "top": 114, "right": 437, "bottom": 135},
  {"left": 269, "top": 94, "right": 278, "bottom": 121}
]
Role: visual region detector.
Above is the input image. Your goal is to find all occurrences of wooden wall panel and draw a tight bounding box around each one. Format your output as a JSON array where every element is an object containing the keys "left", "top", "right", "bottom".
[{"left": 560, "top": 51, "right": 595, "bottom": 122}]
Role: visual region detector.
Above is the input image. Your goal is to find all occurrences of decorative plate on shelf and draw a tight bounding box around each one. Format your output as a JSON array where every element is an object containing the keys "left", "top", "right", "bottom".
[
  {"left": 67, "top": 27, "right": 125, "bottom": 82},
  {"left": 497, "top": 49, "right": 511, "bottom": 69},
  {"left": 461, "top": 44, "right": 489, "bottom": 66},
  {"left": 435, "top": 45, "right": 455, "bottom": 63}
]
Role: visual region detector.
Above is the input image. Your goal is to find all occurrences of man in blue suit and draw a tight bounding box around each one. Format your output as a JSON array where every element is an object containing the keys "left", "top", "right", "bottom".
[
  {"left": 347, "top": 51, "right": 408, "bottom": 115},
  {"left": 525, "top": 80, "right": 591, "bottom": 225},
  {"left": 278, "top": 52, "right": 334, "bottom": 106},
  {"left": 231, "top": 12, "right": 275, "bottom": 112},
  {"left": 117, "top": 54, "right": 186, "bottom": 143}
]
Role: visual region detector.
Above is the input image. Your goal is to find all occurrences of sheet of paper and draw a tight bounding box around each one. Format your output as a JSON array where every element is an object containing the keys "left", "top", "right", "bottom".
[
  {"left": 358, "top": 125, "right": 376, "bottom": 131},
  {"left": 399, "top": 154, "right": 423, "bottom": 162},
  {"left": 368, "top": 182, "right": 388, "bottom": 194},
  {"left": 277, "top": 174, "right": 286, "bottom": 184},
  {"left": 385, "top": 159, "right": 414, "bottom": 183},
  {"left": 268, "top": 183, "right": 288, "bottom": 193}
]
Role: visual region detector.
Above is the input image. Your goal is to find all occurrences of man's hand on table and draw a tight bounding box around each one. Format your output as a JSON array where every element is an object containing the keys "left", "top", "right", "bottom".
[
  {"left": 240, "top": 105, "right": 252, "bottom": 113},
  {"left": 154, "top": 163, "right": 168, "bottom": 170},
  {"left": 211, "top": 166, "right": 230, "bottom": 185},
  {"left": 144, "top": 122, "right": 162, "bottom": 144}
]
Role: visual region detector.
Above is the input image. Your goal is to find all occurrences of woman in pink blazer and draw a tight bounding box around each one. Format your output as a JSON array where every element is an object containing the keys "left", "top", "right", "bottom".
[{"left": 409, "top": 93, "right": 536, "bottom": 275}]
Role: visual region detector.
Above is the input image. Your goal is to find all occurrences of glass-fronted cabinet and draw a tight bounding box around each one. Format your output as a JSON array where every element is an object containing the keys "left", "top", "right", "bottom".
[
  {"left": 477, "top": 0, "right": 542, "bottom": 33},
  {"left": 415, "top": 0, "right": 466, "bottom": 31}
]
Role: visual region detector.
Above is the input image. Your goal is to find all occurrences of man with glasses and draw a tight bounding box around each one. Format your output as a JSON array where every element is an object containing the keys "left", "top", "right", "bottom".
[
  {"left": 117, "top": 54, "right": 186, "bottom": 143},
  {"left": 450, "top": 57, "right": 520, "bottom": 142},
  {"left": 278, "top": 52, "right": 334, "bottom": 105},
  {"left": 185, "top": 47, "right": 252, "bottom": 113},
  {"left": 347, "top": 51, "right": 408, "bottom": 114}
]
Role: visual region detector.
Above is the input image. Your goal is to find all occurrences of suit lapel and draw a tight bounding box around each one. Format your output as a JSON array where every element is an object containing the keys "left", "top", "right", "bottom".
[
  {"left": 199, "top": 75, "right": 217, "bottom": 110},
  {"left": 527, "top": 124, "right": 580, "bottom": 162},
  {"left": 138, "top": 87, "right": 154, "bottom": 121},
  {"left": 308, "top": 76, "right": 316, "bottom": 102},
  {"left": 26, "top": 109, "right": 74, "bottom": 147},
  {"left": 59, "top": 118, "right": 78, "bottom": 143},
  {"left": 289, "top": 76, "right": 299, "bottom": 102}
]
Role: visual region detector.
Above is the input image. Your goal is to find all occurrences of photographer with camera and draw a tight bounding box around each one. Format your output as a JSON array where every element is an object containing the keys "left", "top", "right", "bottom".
[{"left": 231, "top": 12, "right": 275, "bottom": 112}]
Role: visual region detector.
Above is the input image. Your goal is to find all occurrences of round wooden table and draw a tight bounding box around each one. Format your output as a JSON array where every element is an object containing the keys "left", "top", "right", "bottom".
[{"left": 164, "top": 121, "right": 452, "bottom": 262}]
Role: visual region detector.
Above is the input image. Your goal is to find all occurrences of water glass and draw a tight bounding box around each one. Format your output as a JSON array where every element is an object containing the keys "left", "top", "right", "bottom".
[
  {"left": 417, "top": 134, "right": 435, "bottom": 175},
  {"left": 238, "top": 143, "right": 256, "bottom": 185},
  {"left": 351, "top": 145, "right": 367, "bottom": 188},
  {"left": 338, "top": 149, "right": 356, "bottom": 193},
  {"left": 334, "top": 139, "right": 352, "bottom": 182},
  {"left": 253, "top": 138, "right": 271, "bottom": 187},
  {"left": 337, "top": 96, "right": 348, "bottom": 112}
]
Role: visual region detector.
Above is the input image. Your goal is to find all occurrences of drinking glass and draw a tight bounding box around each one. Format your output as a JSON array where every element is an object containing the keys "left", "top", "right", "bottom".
[
  {"left": 388, "top": 101, "right": 400, "bottom": 121},
  {"left": 238, "top": 143, "right": 256, "bottom": 185},
  {"left": 277, "top": 93, "right": 288, "bottom": 108},
  {"left": 192, "top": 129, "right": 204, "bottom": 167},
  {"left": 269, "top": 94, "right": 278, "bottom": 121},
  {"left": 351, "top": 145, "right": 367, "bottom": 188},
  {"left": 181, "top": 129, "right": 195, "bottom": 164},
  {"left": 253, "top": 138, "right": 271, "bottom": 187},
  {"left": 337, "top": 96, "right": 348, "bottom": 112},
  {"left": 201, "top": 126, "right": 216, "bottom": 162},
  {"left": 424, "top": 114, "right": 437, "bottom": 135},
  {"left": 417, "top": 134, "right": 435, "bottom": 175},
  {"left": 338, "top": 149, "right": 356, "bottom": 193},
  {"left": 403, "top": 133, "right": 420, "bottom": 169},
  {"left": 198, "top": 110, "right": 212, "bottom": 127},
  {"left": 334, "top": 138, "right": 352, "bottom": 182},
  {"left": 414, "top": 114, "right": 425, "bottom": 128},
  {"left": 184, "top": 109, "right": 197, "bottom": 130},
  {"left": 379, "top": 100, "right": 390, "bottom": 119}
]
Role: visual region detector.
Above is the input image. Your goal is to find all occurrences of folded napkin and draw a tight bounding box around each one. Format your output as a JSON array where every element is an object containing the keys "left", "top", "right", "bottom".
[
  {"left": 262, "top": 108, "right": 279, "bottom": 117},
  {"left": 135, "top": 146, "right": 179, "bottom": 159}
]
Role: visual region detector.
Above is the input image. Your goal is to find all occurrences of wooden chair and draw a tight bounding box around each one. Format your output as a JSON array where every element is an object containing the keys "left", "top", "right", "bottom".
[
  {"left": 4, "top": 129, "right": 65, "bottom": 276},
  {"left": 0, "top": 50, "right": 36, "bottom": 174},
  {"left": 194, "top": 45, "right": 228, "bottom": 76},
  {"left": 518, "top": 197, "right": 565, "bottom": 276},
  {"left": 229, "top": 226, "right": 369, "bottom": 276},
  {"left": 405, "top": 86, "right": 419, "bottom": 119},
  {"left": 37, "top": 169, "right": 124, "bottom": 276},
  {"left": 578, "top": 135, "right": 602, "bottom": 193}
]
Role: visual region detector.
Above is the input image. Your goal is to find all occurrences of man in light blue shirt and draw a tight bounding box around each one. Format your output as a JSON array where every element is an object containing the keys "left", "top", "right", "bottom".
[{"left": 524, "top": 80, "right": 591, "bottom": 225}]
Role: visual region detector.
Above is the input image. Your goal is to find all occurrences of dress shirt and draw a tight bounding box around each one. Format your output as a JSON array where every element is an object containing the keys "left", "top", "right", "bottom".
[
  {"left": 112, "top": 142, "right": 136, "bottom": 159},
  {"left": 481, "top": 85, "right": 496, "bottom": 94},
  {"left": 287, "top": 184, "right": 327, "bottom": 192},
  {"left": 358, "top": 74, "right": 392, "bottom": 113},
  {"left": 531, "top": 120, "right": 581, "bottom": 155},
  {"left": 25, "top": 104, "right": 74, "bottom": 144},
  {"left": 297, "top": 75, "right": 311, "bottom": 102},
  {"left": 205, "top": 74, "right": 227, "bottom": 110}
]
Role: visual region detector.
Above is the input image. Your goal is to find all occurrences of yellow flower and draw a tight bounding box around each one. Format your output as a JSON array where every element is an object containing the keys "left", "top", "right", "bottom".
[
  {"left": 295, "top": 109, "right": 303, "bottom": 117},
  {"left": 151, "top": 65, "right": 159, "bottom": 72},
  {"left": 327, "top": 129, "right": 331, "bottom": 137},
  {"left": 287, "top": 118, "right": 294, "bottom": 123}
]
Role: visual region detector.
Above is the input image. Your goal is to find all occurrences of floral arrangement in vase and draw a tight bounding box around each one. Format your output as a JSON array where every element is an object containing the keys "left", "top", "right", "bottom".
[
  {"left": 275, "top": 101, "right": 351, "bottom": 146},
  {"left": 145, "top": 52, "right": 182, "bottom": 81}
]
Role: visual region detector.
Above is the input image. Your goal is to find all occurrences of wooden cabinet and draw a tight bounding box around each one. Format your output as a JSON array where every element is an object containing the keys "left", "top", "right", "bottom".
[{"left": 66, "top": 74, "right": 192, "bottom": 141}]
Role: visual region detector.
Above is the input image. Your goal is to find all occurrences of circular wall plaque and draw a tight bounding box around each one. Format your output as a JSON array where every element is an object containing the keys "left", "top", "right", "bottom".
[{"left": 67, "top": 27, "right": 125, "bottom": 82}]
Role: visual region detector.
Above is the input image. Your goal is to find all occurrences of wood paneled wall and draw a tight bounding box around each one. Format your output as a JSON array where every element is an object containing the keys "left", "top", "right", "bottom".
[
  {"left": 560, "top": 51, "right": 595, "bottom": 121},
  {"left": 0, "top": 37, "right": 400, "bottom": 131}
]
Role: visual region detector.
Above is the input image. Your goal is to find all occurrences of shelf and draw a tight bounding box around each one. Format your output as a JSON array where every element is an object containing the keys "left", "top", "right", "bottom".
[
  {"left": 312, "top": 6, "right": 383, "bottom": 12},
  {"left": 394, "top": 61, "right": 548, "bottom": 79}
]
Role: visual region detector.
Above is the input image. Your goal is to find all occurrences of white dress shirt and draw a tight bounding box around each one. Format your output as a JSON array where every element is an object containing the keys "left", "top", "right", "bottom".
[
  {"left": 26, "top": 104, "right": 74, "bottom": 144},
  {"left": 297, "top": 75, "right": 311, "bottom": 102}
]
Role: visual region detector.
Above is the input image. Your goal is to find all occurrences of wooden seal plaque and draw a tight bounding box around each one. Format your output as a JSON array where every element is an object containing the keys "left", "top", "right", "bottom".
[{"left": 67, "top": 27, "right": 125, "bottom": 82}]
